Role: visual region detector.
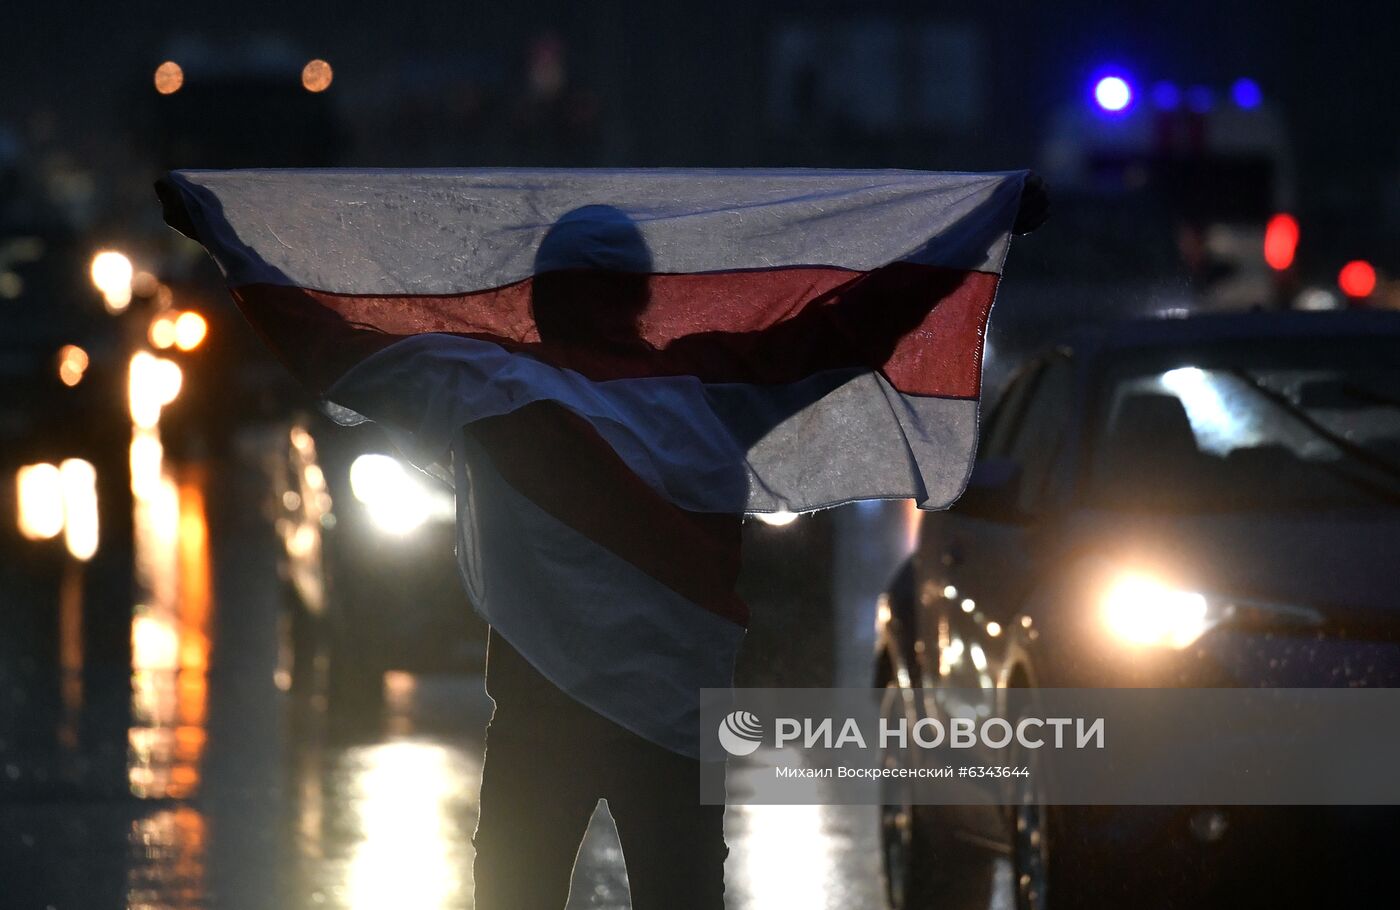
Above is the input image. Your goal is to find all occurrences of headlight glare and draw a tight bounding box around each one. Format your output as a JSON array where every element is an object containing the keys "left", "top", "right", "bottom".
[
  {"left": 1101, "top": 573, "right": 1213, "bottom": 650},
  {"left": 348, "top": 454, "right": 452, "bottom": 535}
]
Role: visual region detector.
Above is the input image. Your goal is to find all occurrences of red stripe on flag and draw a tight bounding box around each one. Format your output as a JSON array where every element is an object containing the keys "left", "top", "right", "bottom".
[
  {"left": 468, "top": 401, "right": 749, "bottom": 626},
  {"left": 231, "top": 263, "right": 997, "bottom": 398}
]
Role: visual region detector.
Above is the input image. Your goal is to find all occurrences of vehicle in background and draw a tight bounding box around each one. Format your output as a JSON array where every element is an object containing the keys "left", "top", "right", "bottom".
[
  {"left": 266, "top": 415, "right": 486, "bottom": 718},
  {"left": 876, "top": 310, "right": 1400, "bottom": 910},
  {"left": 1, "top": 211, "right": 135, "bottom": 670},
  {"left": 987, "top": 75, "right": 1316, "bottom": 398},
  {"left": 1041, "top": 74, "right": 1295, "bottom": 312}
]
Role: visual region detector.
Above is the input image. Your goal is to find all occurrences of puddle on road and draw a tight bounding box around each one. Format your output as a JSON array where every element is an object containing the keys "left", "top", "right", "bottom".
[
  {"left": 127, "top": 467, "right": 212, "bottom": 804},
  {"left": 123, "top": 450, "right": 215, "bottom": 908},
  {"left": 7, "top": 438, "right": 887, "bottom": 909},
  {"left": 295, "top": 737, "right": 478, "bottom": 909}
]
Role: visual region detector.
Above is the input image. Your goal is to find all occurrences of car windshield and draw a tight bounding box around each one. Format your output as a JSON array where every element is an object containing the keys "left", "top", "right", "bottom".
[{"left": 1086, "top": 336, "right": 1400, "bottom": 512}]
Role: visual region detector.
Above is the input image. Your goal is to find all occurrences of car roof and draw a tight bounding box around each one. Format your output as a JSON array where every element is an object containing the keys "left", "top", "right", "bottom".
[{"left": 1054, "top": 309, "right": 1400, "bottom": 361}]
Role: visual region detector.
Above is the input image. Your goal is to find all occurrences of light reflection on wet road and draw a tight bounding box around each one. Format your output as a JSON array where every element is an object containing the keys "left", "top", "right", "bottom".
[{"left": 1, "top": 456, "right": 894, "bottom": 910}]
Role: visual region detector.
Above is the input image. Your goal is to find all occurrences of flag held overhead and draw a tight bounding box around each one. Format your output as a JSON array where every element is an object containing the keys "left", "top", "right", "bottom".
[
  {"left": 159, "top": 167, "right": 1028, "bottom": 754},
  {"left": 158, "top": 167, "right": 1026, "bottom": 514}
]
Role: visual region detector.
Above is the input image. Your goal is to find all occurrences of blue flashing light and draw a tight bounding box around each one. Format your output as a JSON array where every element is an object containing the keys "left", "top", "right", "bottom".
[
  {"left": 1151, "top": 81, "right": 1182, "bottom": 110},
  {"left": 1186, "top": 85, "right": 1215, "bottom": 113},
  {"left": 1093, "top": 75, "right": 1134, "bottom": 113},
  {"left": 1231, "top": 77, "right": 1263, "bottom": 109}
]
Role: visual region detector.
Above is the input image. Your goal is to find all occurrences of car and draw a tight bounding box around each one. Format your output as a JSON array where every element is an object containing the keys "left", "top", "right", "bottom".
[
  {"left": 1, "top": 222, "right": 134, "bottom": 670},
  {"left": 874, "top": 309, "right": 1400, "bottom": 910},
  {"left": 266, "top": 414, "right": 486, "bottom": 719}
]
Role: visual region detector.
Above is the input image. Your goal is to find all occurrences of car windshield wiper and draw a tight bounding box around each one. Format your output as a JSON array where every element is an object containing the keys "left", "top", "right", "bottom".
[
  {"left": 1225, "top": 368, "right": 1400, "bottom": 502},
  {"left": 1337, "top": 382, "right": 1400, "bottom": 412}
]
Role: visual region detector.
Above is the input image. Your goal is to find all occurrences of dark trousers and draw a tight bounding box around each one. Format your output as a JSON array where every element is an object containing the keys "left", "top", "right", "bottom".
[{"left": 473, "top": 632, "right": 728, "bottom": 909}]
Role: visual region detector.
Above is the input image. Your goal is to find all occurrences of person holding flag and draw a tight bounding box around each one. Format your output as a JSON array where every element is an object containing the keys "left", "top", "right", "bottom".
[{"left": 158, "top": 167, "right": 1046, "bottom": 907}]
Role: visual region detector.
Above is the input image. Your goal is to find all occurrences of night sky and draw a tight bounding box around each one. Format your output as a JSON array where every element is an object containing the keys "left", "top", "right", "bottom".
[{"left": 5, "top": 0, "right": 1399, "bottom": 256}]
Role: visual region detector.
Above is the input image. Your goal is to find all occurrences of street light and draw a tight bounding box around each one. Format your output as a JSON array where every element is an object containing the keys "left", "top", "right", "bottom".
[
  {"left": 154, "top": 61, "right": 184, "bottom": 95},
  {"left": 302, "top": 59, "right": 333, "bottom": 93}
]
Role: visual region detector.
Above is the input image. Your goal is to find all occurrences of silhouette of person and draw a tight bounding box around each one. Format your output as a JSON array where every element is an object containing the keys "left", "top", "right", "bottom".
[
  {"left": 469, "top": 206, "right": 734, "bottom": 909},
  {"left": 460, "top": 186, "right": 1049, "bottom": 908}
]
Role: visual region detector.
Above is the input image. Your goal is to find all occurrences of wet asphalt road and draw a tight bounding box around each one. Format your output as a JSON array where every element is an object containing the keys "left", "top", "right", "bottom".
[{"left": 0, "top": 455, "right": 909, "bottom": 910}]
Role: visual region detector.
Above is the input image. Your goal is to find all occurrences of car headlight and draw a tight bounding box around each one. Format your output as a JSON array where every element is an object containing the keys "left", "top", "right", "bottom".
[
  {"left": 15, "top": 459, "right": 99, "bottom": 560},
  {"left": 1100, "top": 571, "right": 1323, "bottom": 650},
  {"left": 348, "top": 454, "right": 453, "bottom": 536},
  {"left": 1101, "top": 573, "right": 1213, "bottom": 649},
  {"left": 17, "top": 463, "right": 65, "bottom": 540}
]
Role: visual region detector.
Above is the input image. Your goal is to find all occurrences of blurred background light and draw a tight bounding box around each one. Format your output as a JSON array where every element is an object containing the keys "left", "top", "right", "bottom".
[
  {"left": 17, "top": 463, "right": 65, "bottom": 540},
  {"left": 301, "top": 59, "right": 333, "bottom": 93},
  {"left": 1295, "top": 287, "right": 1341, "bottom": 311},
  {"left": 1263, "top": 213, "right": 1299, "bottom": 270},
  {"left": 173, "top": 311, "right": 208, "bottom": 351},
  {"left": 132, "top": 270, "right": 160, "bottom": 298},
  {"left": 153, "top": 61, "right": 184, "bottom": 95},
  {"left": 1150, "top": 81, "right": 1181, "bottom": 110},
  {"left": 57, "top": 344, "right": 89, "bottom": 387},
  {"left": 59, "top": 458, "right": 99, "bottom": 561},
  {"left": 754, "top": 510, "right": 798, "bottom": 527},
  {"left": 1093, "top": 74, "right": 1133, "bottom": 113},
  {"left": 129, "top": 352, "right": 183, "bottom": 430},
  {"left": 1186, "top": 85, "right": 1214, "bottom": 112},
  {"left": 1338, "top": 260, "right": 1377, "bottom": 298},
  {"left": 149, "top": 314, "right": 177, "bottom": 349},
  {"left": 1230, "top": 77, "right": 1263, "bottom": 109},
  {"left": 0, "top": 271, "right": 22, "bottom": 299},
  {"left": 90, "top": 250, "right": 133, "bottom": 312}
]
